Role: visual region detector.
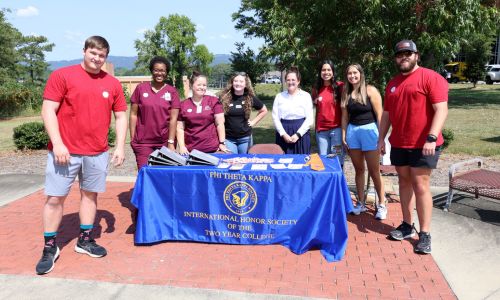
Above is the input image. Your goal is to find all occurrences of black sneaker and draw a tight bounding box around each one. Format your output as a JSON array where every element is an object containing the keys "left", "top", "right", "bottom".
[
  {"left": 35, "top": 246, "right": 60, "bottom": 275},
  {"left": 415, "top": 232, "right": 432, "bottom": 254},
  {"left": 75, "top": 239, "right": 107, "bottom": 258},
  {"left": 389, "top": 221, "right": 416, "bottom": 240}
]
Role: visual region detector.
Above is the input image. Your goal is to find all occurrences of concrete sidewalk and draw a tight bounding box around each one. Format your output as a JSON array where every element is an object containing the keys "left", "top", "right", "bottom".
[{"left": 0, "top": 174, "right": 498, "bottom": 299}]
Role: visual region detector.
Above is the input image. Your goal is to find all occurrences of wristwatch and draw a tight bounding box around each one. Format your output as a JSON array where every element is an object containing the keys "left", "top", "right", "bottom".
[
  {"left": 426, "top": 134, "right": 437, "bottom": 143},
  {"left": 167, "top": 139, "right": 175, "bottom": 144},
  {"left": 219, "top": 141, "right": 226, "bottom": 145}
]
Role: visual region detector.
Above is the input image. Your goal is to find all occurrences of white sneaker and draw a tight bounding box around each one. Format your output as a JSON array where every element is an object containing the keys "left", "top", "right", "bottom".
[
  {"left": 351, "top": 203, "right": 367, "bottom": 215},
  {"left": 375, "top": 205, "right": 387, "bottom": 220}
]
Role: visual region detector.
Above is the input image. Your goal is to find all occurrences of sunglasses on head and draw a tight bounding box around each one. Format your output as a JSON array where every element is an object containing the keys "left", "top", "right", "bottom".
[
  {"left": 234, "top": 72, "right": 247, "bottom": 77},
  {"left": 395, "top": 51, "right": 415, "bottom": 58}
]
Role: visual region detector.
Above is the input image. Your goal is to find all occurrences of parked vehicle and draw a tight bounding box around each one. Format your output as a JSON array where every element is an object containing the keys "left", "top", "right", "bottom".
[
  {"left": 444, "top": 62, "right": 467, "bottom": 83},
  {"left": 485, "top": 66, "right": 500, "bottom": 84},
  {"left": 264, "top": 76, "right": 281, "bottom": 84}
]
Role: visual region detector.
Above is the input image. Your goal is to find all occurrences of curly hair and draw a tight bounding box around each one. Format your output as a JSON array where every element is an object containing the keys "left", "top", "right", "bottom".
[
  {"left": 148, "top": 56, "right": 170, "bottom": 74},
  {"left": 219, "top": 73, "right": 255, "bottom": 120}
]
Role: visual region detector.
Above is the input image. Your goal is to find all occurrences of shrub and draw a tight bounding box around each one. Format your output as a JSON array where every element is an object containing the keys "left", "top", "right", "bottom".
[
  {"left": 108, "top": 127, "right": 116, "bottom": 147},
  {"left": 442, "top": 128, "right": 454, "bottom": 149},
  {"left": 0, "top": 83, "right": 44, "bottom": 117},
  {"left": 0, "top": 82, "right": 30, "bottom": 117},
  {"left": 13, "top": 122, "right": 49, "bottom": 150}
]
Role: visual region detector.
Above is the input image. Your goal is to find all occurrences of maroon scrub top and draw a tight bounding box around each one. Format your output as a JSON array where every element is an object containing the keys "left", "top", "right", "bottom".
[
  {"left": 178, "top": 95, "right": 223, "bottom": 152},
  {"left": 131, "top": 82, "right": 181, "bottom": 145}
]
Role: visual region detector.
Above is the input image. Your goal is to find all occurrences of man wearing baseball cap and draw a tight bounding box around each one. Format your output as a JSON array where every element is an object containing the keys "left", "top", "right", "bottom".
[{"left": 378, "top": 40, "right": 448, "bottom": 254}]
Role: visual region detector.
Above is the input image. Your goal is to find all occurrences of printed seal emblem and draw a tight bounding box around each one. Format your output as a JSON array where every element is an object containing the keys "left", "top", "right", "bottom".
[{"left": 223, "top": 181, "right": 257, "bottom": 215}]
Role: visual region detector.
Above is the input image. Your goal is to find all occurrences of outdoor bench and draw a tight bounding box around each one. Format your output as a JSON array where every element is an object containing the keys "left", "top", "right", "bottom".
[{"left": 445, "top": 158, "right": 500, "bottom": 211}]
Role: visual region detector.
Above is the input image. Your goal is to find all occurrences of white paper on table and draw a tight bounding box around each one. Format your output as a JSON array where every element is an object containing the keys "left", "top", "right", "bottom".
[
  {"left": 278, "top": 158, "right": 293, "bottom": 164},
  {"left": 287, "top": 164, "right": 304, "bottom": 170},
  {"left": 229, "top": 164, "right": 245, "bottom": 170},
  {"left": 216, "top": 163, "right": 230, "bottom": 168},
  {"left": 251, "top": 164, "right": 268, "bottom": 170},
  {"left": 270, "top": 164, "right": 287, "bottom": 169}
]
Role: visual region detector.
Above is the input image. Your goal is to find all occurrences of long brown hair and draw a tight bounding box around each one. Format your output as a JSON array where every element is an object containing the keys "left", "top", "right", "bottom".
[
  {"left": 219, "top": 73, "right": 255, "bottom": 119},
  {"left": 341, "top": 64, "right": 368, "bottom": 108}
]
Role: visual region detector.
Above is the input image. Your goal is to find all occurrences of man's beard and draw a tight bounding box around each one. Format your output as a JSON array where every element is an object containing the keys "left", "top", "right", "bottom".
[{"left": 397, "top": 58, "right": 417, "bottom": 73}]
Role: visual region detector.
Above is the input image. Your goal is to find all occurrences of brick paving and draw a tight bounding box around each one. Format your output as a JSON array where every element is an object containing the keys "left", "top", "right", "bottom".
[{"left": 0, "top": 182, "right": 456, "bottom": 299}]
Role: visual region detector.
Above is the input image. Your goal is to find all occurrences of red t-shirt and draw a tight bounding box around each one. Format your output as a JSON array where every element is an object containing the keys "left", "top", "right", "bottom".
[
  {"left": 384, "top": 67, "right": 448, "bottom": 148},
  {"left": 178, "top": 95, "right": 223, "bottom": 153},
  {"left": 131, "top": 82, "right": 181, "bottom": 145},
  {"left": 313, "top": 82, "right": 343, "bottom": 131},
  {"left": 43, "top": 65, "right": 128, "bottom": 155}
]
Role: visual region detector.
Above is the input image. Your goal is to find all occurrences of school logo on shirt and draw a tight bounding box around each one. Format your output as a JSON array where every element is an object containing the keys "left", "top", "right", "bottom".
[
  {"left": 223, "top": 181, "right": 258, "bottom": 216},
  {"left": 204, "top": 105, "right": 211, "bottom": 111},
  {"left": 162, "top": 92, "right": 171, "bottom": 101},
  {"left": 390, "top": 86, "right": 396, "bottom": 93},
  {"left": 143, "top": 92, "right": 149, "bottom": 98},
  {"left": 187, "top": 108, "right": 193, "bottom": 113},
  {"left": 102, "top": 91, "right": 109, "bottom": 98}
]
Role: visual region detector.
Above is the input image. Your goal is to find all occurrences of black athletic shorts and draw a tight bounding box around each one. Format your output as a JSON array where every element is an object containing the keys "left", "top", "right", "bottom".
[{"left": 390, "top": 147, "right": 442, "bottom": 169}]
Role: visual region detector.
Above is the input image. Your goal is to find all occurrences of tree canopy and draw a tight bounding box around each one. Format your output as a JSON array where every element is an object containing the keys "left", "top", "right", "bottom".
[
  {"left": 0, "top": 9, "right": 54, "bottom": 86},
  {"left": 0, "top": 9, "right": 22, "bottom": 84},
  {"left": 135, "top": 14, "right": 214, "bottom": 96},
  {"left": 233, "top": 0, "right": 500, "bottom": 89},
  {"left": 230, "top": 42, "right": 270, "bottom": 86}
]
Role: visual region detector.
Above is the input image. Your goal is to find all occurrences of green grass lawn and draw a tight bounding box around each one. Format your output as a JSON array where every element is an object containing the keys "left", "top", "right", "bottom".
[{"left": 1, "top": 83, "right": 499, "bottom": 157}]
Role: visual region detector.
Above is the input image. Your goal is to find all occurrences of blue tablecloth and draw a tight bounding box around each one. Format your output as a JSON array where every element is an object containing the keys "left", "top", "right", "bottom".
[{"left": 130, "top": 154, "right": 354, "bottom": 262}]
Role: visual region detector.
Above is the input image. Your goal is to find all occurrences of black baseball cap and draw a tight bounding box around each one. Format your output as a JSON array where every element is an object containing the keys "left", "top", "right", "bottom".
[{"left": 394, "top": 40, "right": 418, "bottom": 54}]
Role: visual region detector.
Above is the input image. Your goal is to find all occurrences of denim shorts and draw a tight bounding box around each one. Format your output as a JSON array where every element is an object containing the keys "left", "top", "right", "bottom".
[
  {"left": 45, "top": 151, "right": 109, "bottom": 196},
  {"left": 346, "top": 122, "right": 379, "bottom": 151}
]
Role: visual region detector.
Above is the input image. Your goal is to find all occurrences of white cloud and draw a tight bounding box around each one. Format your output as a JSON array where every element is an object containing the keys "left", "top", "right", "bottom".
[
  {"left": 136, "top": 28, "right": 148, "bottom": 34},
  {"left": 16, "top": 6, "right": 39, "bottom": 17},
  {"left": 219, "top": 34, "right": 231, "bottom": 39},
  {"left": 64, "top": 30, "right": 84, "bottom": 45}
]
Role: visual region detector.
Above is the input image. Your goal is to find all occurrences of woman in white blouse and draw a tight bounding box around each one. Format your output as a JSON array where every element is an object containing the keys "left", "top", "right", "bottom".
[{"left": 272, "top": 66, "right": 314, "bottom": 154}]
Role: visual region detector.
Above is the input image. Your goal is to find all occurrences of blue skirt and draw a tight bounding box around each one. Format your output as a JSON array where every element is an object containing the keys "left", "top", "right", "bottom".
[{"left": 276, "top": 118, "right": 311, "bottom": 154}]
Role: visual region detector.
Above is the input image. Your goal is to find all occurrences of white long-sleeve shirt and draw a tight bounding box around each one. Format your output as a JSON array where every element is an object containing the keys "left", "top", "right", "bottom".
[{"left": 272, "top": 89, "right": 314, "bottom": 137}]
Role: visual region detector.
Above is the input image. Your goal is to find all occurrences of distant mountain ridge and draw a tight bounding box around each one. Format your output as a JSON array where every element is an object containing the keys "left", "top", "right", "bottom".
[{"left": 48, "top": 54, "right": 231, "bottom": 70}]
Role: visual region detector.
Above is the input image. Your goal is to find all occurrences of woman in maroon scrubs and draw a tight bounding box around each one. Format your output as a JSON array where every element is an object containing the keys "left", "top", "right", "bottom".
[
  {"left": 129, "top": 56, "right": 181, "bottom": 169},
  {"left": 177, "top": 71, "right": 229, "bottom": 154}
]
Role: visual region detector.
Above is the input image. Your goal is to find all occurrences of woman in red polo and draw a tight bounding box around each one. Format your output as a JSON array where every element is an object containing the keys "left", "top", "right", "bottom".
[{"left": 177, "top": 71, "right": 229, "bottom": 154}]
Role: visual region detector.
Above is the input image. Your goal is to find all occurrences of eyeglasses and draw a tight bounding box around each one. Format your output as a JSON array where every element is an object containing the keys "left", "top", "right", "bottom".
[
  {"left": 395, "top": 51, "right": 415, "bottom": 58},
  {"left": 152, "top": 69, "right": 167, "bottom": 74}
]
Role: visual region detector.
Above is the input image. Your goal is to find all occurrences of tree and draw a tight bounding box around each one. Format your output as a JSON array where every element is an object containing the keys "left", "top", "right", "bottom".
[
  {"left": 233, "top": 0, "right": 500, "bottom": 89},
  {"left": 230, "top": 42, "right": 269, "bottom": 86},
  {"left": 209, "top": 63, "right": 232, "bottom": 88},
  {"left": 464, "top": 34, "right": 493, "bottom": 87},
  {"left": 135, "top": 14, "right": 214, "bottom": 97},
  {"left": 0, "top": 9, "right": 22, "bottom": 84},
  {"left": 17, "top": 35, "right": 54, "bottom": 85},
  {"left": 191, "top": 44, "right": 214, "bottom": 75}
]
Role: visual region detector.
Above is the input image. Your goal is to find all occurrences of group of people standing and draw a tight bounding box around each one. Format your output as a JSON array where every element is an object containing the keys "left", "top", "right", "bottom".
[{"left": 35, "top": 36, "right": 447, "bottom": 275}]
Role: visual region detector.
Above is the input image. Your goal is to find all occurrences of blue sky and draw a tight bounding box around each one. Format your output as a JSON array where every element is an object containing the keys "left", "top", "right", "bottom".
[{"left": 2, "top": 0, "right": 264, "bottom": 61}]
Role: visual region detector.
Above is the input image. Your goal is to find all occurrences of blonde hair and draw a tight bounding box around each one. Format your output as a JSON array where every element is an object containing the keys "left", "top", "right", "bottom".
[{"left": 341, "top": 64, "right": 368, "bottom": 108}]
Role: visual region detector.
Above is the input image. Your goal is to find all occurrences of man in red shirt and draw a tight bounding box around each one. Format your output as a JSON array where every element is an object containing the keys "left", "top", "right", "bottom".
[
  {"left": 36, "top": 36, "right": 128, "bottom": 274},
  {"left": 379, "top": 40, "right": 448, "bottom": 254}
]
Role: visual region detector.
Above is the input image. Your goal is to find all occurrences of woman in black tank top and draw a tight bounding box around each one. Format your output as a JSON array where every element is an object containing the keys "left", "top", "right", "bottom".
[{"left": 340, "top": 64, "right": 387, "bottom": 220}]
